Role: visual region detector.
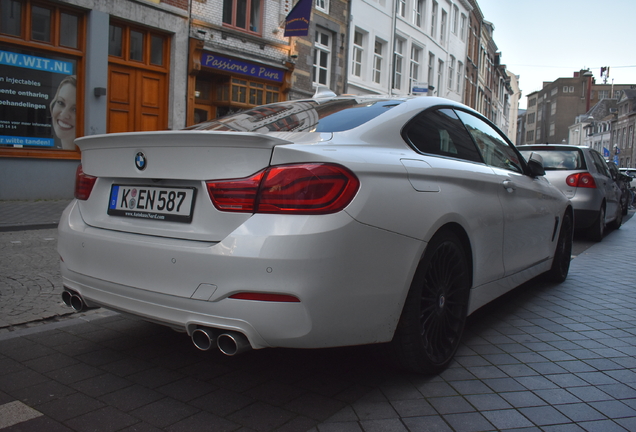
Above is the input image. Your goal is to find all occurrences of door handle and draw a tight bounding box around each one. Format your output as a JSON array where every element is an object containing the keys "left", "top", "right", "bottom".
[{"left": 503, "top": 180, "right": 516, "bottom": 193}]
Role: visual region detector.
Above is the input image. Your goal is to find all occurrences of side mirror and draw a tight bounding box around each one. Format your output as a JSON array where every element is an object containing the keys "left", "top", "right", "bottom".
[{"left": 527, "top": 152, "right": 546, "bottom": 177}]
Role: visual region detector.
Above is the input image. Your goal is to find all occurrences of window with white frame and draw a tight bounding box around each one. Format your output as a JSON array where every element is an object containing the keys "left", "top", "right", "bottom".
[
  {"left": 551, "top": 101, "right": 556, "bottom": 116},
  {"left": 393, "top": 38, "right": 405, "bottom": 90},
  {"left": 352, "top": 30, "right": 364, "bottom": 78},
  {"left": 409, "top": 45, "right": 421, "bottom": 92},
  {"left": 598, "top": 90, "right": 609, "bottom": 99},
  {"left": 437, "top": 59, "right": 444, "bottom": 94},
  {"left": 373, "top": 39, "right": 384, "bottom": 84},
  {"left": 413, "top": 0, "right": 425, "bottom": 27},
  {"left": 397, "top": 0, "right": 406, "bottom": 17},
  {"left": 456, "top": 61, "right": 463, "bottom": 93},
  {"left": 448, "top": 55, "right": 455, "bottom": 89},
  {"left": 440, "top": 9, "right": 447, "bottom": 43},
  {"left": 313, "top": 30, "right": 331, "bottom": 86},
  {"left": 428, "top": 52, "right": 435, "bottom": 88},
  {"left": 315, "top": 0, "right": 329, "bottom": 13},
  {"left": 451, "top": 5, "right": 458, "bottom": 34},
  {"left": 459, "top": 13, "right": 466, "bottom": 40},
  {"left": 430, "top": 1, "right": 438, "bottom": 38}
]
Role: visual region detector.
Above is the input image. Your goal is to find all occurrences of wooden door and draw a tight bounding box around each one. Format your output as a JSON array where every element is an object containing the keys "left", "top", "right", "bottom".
[{"left": 108, "top": 64, "right": 167, "bottom": 133}]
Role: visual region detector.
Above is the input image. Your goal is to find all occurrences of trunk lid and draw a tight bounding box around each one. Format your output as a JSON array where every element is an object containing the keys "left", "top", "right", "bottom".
[{"left": 76, "top": 130, "right": 300, "bottom": 241}]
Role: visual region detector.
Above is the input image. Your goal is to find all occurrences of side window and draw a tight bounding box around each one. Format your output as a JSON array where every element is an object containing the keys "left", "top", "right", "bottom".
[
  {"left": 590, "top": 151, "right": 610, "bottom": 177},
  {"left": 402, "top": 108, "right": 482, "bottom": 163},
  {"left": 454, "top": 111, "right": 523, "bottom": 173}
]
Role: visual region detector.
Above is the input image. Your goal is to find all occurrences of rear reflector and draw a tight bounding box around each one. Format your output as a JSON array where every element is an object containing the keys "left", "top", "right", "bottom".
[
  {"left": 207, "top": 163, "right": 359, "bottom": 214},
  {"left": 229, "top": 293, "right": 300, "bottom": 302},
  {"left": 566, "top": 172, "right": 596, "bottom": 188},
  {"left": 75, "top": 164, "right": 97, "bottom": 200}
]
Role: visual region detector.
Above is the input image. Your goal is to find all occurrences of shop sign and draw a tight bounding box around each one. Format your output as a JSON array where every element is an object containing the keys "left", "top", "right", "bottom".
[
  {"left": 201, "top": 52, "right": 284, "bottom": 83},
  {"left": 0, "top": 48, "right": 76, "bottom": 150}
]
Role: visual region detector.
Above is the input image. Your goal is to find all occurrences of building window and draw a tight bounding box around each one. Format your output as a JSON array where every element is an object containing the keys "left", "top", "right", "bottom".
[
  {"left": 409, "top": 45, "right": 421, "bottom": 92},
  {"left": 451, "top": 5, "right": 458, "bottom": 34},
  {"left": 222, "top": 0, "right": 262, "bottom": 34},
  {"left": 313, "top": 30, "right": 331, "bottom": 86},
  {"left": 1, "top": 0, "right": 80, "bottom": 48},
  {"left": 428, "top": 52, "right": 435, "bottom": 88},
  {"left": 413, "top": 0, "right": 425, "bottom": 27},
  {"left": 109, "top": 24, "right": 167, "bottom": 67},
  {"left": 373, "top": 39, "right": 383, "bottom": 84},
  {"left": 396, "top": 0, "right": 406, "bottom": 17},
  {"left": 437, "top": 59, "right": 444, "bottom": 95},
  {"left": 456, "top": 61, "right": 462, "bottom": 93},
  {"left": 430, "top": 1, "right": 437, "bottom": 38},
  {"left": 526, "top": 130, "right": 534, "bottom": 142},
  {"left": 352, "top": 30, "right": 364, "bottom": 78},
  {"left": 551, "top": 101, "right": 556, "bottom": 116},
  {"left": 459, "top": 14, "right": 466, "bottom": 41},
  {"left": 528, "top": 97, "right": 536, "bottom": 107},
  {"left": 448, "top": 55, "right": 455, "bottom": 89},
  {"left": 550, "top": 87, "right": 558, "bottom": 96},
  {"left": 549, "top": 123, "right": 555, "bottom": 136},
  {"left": 527, "top": 112, "right": 535, "bottom": 124},
  {"left": 315, "top": 0, "right": 329, "bottom": 13},
  {"left": 393, "top": 38, "right": 404, "bottom": 90},
  {"left": 440, "top": 9, "right": 447, "bottom": 44},
  {"left": 598, "top": 90, "right": 609, "bottom": 99}
]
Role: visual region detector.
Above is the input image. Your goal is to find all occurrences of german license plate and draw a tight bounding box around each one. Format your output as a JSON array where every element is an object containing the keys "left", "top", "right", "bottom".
[{"left": 108, "top": 185, "right": 196, "bottom": 223}]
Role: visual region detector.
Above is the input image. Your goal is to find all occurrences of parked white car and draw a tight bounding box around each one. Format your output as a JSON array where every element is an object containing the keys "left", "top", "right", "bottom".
[{"left": 58, "top": 92, "right": 573, "bottom": 373}]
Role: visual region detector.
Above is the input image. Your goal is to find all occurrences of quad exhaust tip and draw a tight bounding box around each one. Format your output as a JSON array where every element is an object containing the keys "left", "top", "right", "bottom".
[{"left": 191, "top": 327, "right": 252, "bottom": 356}]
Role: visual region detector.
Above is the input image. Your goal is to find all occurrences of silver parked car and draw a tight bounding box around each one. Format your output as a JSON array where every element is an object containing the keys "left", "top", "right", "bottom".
[{"left": 518, "top": 145, "right": 622, "bottom": 241}]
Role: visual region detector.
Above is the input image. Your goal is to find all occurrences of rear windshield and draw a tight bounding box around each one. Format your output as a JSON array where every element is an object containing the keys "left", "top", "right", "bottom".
[
  {"left": 518, "top": 149, "right": 584, "bottom": 170},
  {"left": 185, "top": 99, "right": 403, "bottom": 133}
]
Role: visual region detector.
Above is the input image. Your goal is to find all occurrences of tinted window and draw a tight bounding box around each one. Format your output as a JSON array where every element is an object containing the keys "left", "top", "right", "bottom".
[
  {"left": 518, "top": 149, "right": 583, "bottom": 170},
  {"left": 589, "top": 150, "right": 610, "bottom": 177},
  {"left": 402, "top": 108, "right": 482, "bottom": 163},
  {"left": 186, "top": 99, "right": 403, "bottom": 133},
  {"left": 455, "top": 111, "right": 523, "bottom": 173}
]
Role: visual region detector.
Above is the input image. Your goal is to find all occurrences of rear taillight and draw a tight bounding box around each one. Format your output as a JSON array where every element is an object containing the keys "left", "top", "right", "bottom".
[
  {"left": 74, "top": 164, "right": 97, "bottom": 200},
  {"left": 566, "top": 172, "right": 596, "bottom": 189},
  {"left": 206, "top": 163, "right": 360, "bottom": 214}
]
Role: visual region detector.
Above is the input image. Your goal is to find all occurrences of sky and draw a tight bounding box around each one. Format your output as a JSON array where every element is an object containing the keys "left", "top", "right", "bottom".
[{"left": 476, "top": 0, "right": 636, "bottom": 109}]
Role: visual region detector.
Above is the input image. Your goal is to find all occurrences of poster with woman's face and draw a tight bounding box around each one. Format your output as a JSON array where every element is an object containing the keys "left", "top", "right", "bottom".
[{"left": 0, "top": 48, "right": 77, "bottom": 150}]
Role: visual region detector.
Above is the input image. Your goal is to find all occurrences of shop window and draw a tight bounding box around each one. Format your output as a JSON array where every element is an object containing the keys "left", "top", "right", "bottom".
[
  {"left": 0, "top": 0, "right": 84, "bottom": 156},
  {"left": 222, "top": 0, "right": 262, "bottom": 34},
  {"left": 108, "top": 22, "right": 167, "bottom": 68}
]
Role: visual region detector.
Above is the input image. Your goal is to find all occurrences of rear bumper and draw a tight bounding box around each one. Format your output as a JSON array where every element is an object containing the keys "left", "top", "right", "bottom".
[{"left": 58, "top": 200, "right": 423, "bottom": 349}]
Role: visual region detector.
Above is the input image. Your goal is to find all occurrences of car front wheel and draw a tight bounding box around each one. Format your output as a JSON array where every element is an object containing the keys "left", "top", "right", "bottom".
[{"left": 390, "top": 230, "right": 470, "bottom": 374}]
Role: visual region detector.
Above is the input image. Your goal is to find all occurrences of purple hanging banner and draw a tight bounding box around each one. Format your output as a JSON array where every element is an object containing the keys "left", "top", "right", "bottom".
[{"left": 284, "top": 0, "right": 312, "bottom": 37}]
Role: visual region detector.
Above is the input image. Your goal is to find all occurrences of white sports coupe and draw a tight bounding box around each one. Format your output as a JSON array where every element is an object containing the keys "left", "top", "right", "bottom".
[{"left": 58, "top": 90, "right": 573, "bottom": 373}]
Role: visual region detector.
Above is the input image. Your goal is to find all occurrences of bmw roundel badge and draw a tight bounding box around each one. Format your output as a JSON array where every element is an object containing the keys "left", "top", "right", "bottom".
[{"left": 135, "top": 152, "right": 147, "bottom": 171}]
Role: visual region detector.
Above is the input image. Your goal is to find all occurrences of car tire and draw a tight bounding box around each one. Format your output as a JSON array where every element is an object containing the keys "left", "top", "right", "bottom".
[
  {"left": 390, "top": 230, "right": 470, "bottom": 374},
  {"left": 588, "top": 206, "right": 605, "bottom": 242},
  {"left": 610, "top": 204, "right": 623, "bottom": 230},
  {"left": 544, "top": 212, "right": 573, "bottom": 283}
]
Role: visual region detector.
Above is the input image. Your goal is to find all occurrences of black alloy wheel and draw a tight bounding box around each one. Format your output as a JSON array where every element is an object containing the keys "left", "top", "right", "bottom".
[
  {"left": 391, "top": 230, "right": 470, "bottom": 374},
  {"left": 545, "top": 212, "right": 573, "bottom": 283}
]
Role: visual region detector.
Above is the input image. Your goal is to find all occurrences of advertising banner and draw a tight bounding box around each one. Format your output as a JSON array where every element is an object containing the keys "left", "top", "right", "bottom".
[{"left": 0, "top": 48, "right": 76, "bottom": 150}]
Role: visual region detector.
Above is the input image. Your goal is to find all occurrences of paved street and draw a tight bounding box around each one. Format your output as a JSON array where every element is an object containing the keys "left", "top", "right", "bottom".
[{"left": 0, "top": 202, "right": 635, "bottom": 431}]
